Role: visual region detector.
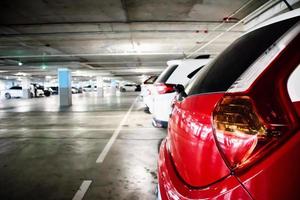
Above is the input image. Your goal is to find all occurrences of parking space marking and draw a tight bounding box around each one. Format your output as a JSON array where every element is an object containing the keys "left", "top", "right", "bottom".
[
  {"left": 72, "top": 180, "right": 92, "bottom": 200},
  {"left": 96, "top": 97, "right": 138, "bottom": 163}
]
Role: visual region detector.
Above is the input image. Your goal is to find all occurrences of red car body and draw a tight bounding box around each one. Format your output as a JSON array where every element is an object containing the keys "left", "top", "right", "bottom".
[{"left": 158, "top": 11, "right": 300, "bottom": 200}]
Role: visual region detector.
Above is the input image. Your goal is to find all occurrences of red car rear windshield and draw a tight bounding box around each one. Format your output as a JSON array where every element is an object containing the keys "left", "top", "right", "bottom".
[{"left": 156, "top": 65, "right": 178, "bottom": 83}]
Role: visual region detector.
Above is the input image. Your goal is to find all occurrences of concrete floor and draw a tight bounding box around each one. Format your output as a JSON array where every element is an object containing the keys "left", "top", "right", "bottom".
[{"left": 0, "top": 92, "right": 166, "bottom": 200}]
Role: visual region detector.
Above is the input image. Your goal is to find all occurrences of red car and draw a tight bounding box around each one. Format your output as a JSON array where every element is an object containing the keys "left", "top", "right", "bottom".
[{"left": 158, "top": 11, "right": 300, "bottom": 200}]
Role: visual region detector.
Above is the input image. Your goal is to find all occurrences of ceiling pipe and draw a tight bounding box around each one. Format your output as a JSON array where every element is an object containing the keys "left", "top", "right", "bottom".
[
  {"left": 242, "top": 0, "right": 287, "bottom": 24},
  {"left": 242, "top": 0, "right": 299, "bottom": 30},
  {"left": 184, "top": 0, "right": 257, "bottom": 58},
  {"left": 79, "top": 62, "right": 96, "bottom": 69},
  {"left": 185, "top": 0, "right": 282, "bottom": 58},
  {"left": 0, "top": 29, "right": 244, "bottom": 38},
  {"left": 283, "top": 0, "right": 294, "bottom": 10},
  {"left": 1, "top": 20, "right": 233, "bottom": 27}
]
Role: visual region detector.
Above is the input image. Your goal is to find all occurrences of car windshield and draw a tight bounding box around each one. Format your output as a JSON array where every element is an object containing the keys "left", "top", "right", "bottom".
[{"left": 185, "top": 17, "right": 299, "bottom": 96}]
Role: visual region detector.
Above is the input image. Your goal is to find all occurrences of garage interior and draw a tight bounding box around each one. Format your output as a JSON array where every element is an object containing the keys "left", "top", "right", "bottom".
[{"left": 0, "top": 0, "right": 299, "bottom": 199}]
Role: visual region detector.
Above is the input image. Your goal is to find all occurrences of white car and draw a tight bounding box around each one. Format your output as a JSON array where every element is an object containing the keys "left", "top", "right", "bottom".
[
  {"left": 31, "top": 84, "right": 45, "bottom": 97},
  {"left": 33, "top": 89, "right": 44, "bottom": 97},
  {"left": 2, "top": 86, "right": 44, "bottom": 99},
  {"left": 120, "top": 84, "right": 137, "bottom": 92},
  {"left": 83, "top": 85, "right": 97, "bottom": 92},
  {"left": 3, "top": 86, "right": 23, "bottom": 99},
  {"left": 152, "top": 58, "right": 211, "bottom": 128},
  {"left": 140, "top": 75, "right": 158, "bottom": 113}
]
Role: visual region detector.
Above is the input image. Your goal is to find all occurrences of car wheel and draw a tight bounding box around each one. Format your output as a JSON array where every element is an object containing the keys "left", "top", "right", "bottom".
[
  {"left": 144, "top": 106, "right": 151, "bottom": 114},
  {"left": 5, "top": 93, "right": 11, "bottom": 99},
  {"left": 121, "top": 88, "right": 126, "bottom": 92},
  {"left": 44, "top": 91, "right": 51, "bottom": 97}
]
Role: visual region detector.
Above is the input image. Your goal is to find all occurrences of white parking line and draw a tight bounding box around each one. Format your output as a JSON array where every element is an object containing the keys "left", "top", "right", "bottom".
[
  {"left": 96, "top": 97, "right": 138, "bottom": 163},
  {"left": 72, "top": 180, "right": 92, "bottom": 200}
]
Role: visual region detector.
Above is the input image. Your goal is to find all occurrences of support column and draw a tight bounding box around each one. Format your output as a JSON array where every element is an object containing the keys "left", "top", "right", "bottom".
[
  {"left": 58, "top": 68, "right": 72, "bottom": 106},
  {"left": 96, "top": 76, "right": 104, "bottom": 97},
  {"left": 21, "top": 77, "right": 31, "bottom": 98},
  {"left": 110, "top": 79, "right": 117, "bottom": 96}
]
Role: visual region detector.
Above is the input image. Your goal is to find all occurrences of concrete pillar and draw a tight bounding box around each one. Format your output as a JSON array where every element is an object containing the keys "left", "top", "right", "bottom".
[
  {"left": 110, "top": 80, "right": 117, "bottom": 96},
  {"left": 58, "top": 68, "right": 72, "bottom": 106},
  {"left": 21, "top": 77, "right": 31, "bottom": 98},
  {"left": 96, "top": 76, "right": 104, "bottom": 97},
  {"left": 0, "top": 80, "right": 5, "bottom": 100}
]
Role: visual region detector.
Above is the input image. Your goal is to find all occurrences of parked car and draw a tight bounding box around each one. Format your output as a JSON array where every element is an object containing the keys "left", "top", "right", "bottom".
[
  {"left": 71, "top": 87, "right": 82, "bottom": 94},
  {"left": 3, "top": 85, "right": 44, "bottom": 99},
  {"left": 83, "top": 85, "right": 96, "bottom": 92},
  {"left": 158, "top": 11, "right": 300, "bottom": 200},
  {"left": 50, "top": 87, "right": 58, "bottom": 95},
  {"left": 152, "top": 58, "right": 210, "bottom": 128},
  {"left": 140, "top": 75, "right": 158, "bottom": 113},
  {"left": 120, "top": 83, "right": 138, "bottom": 92},
  {"left": 39, "top": 86, "right": 52, "bottom": 97},
  {"left": 31, "top": 84, "right": 46, "bottom": 97},
  {"left": 3, "top": 86, "right": 23, "bottom": 99}
]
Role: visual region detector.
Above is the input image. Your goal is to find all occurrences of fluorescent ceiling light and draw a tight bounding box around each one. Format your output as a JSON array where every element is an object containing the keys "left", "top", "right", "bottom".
[
  {"left": 72, "top": 70, "right": 110, "bottom": 77},
  {"left": 14, "top": 72, "right": 28, "bottom": 76},
  {"left": 133, "top": 68, "right": 163, "bottom": 73}
]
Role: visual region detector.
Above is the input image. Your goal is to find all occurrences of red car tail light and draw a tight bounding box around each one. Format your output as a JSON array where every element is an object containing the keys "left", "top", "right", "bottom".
[
  {"left": 155, "top": 83, "right": 175, "bottom": 94},
  {"left": 212, "top": 92, "right": 298, "bottom": 171},
  {"left": 213, "top": 95, "right": 275, "bottom": 169}
]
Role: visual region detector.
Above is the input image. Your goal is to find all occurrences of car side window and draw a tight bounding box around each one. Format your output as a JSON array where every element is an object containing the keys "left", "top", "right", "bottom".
[
  {"left": 144, "top": 76, "right": 157, "bottom": 84},
  {"left": 187, "top": 65, "right": 204, "bottom": 79},
  {"left": 10, "top": 86, "right": 22, "bottom": 90}
]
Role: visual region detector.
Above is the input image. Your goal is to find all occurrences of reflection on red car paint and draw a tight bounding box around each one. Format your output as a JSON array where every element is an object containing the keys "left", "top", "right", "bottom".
[{"left": 158, "top": 12, "right": 300, "bottom": 200}]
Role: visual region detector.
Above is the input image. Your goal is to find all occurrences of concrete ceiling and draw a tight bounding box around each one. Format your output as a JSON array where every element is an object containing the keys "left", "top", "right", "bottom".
[{"left": 0, "top": 0, "right": 297, "bottom": 82}]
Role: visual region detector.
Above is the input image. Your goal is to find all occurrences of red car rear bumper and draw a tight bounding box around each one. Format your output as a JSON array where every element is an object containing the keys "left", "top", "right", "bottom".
[{"left": 157, "top": 139, "right": 251, "bottom": 200}]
